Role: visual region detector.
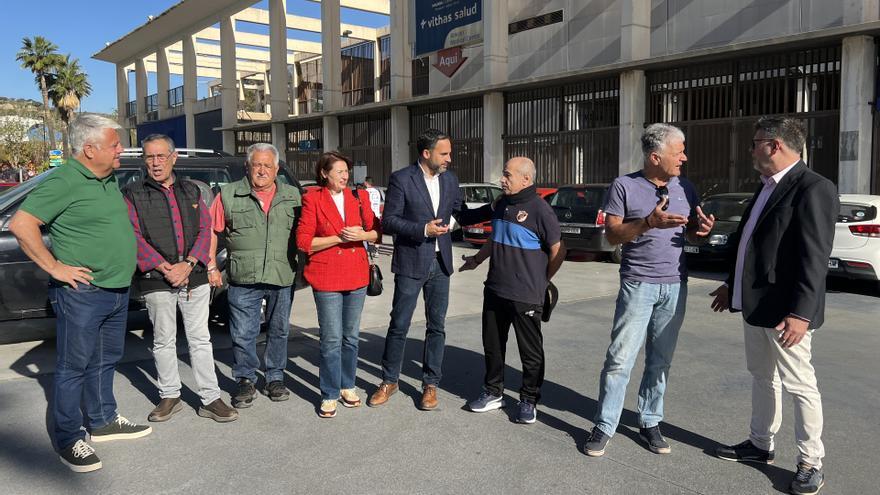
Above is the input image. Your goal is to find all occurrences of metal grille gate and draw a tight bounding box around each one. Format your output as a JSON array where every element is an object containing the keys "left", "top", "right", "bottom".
[
  {"left": 285, "top": 119, "right": 323, "bottom": 181},
  {"left": 504, "top": 78, "right": 620, "bottom": 187},
  {"left": 235, "top": 126, "right": 272, "bottom": 156},
  {"left": 647, "top": 45, "right": 841, "bottom": 195},
  {"left": 409, "top": 98, "right": 484, "bottom": 183},
  {"left": 338, "top": 111, "right": 392, "bottom": 185}
]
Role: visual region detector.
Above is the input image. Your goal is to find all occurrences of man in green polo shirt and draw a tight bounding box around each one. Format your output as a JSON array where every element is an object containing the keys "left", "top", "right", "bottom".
[{"left": 9, "top": 114, "right": 151, "bottom": 473}]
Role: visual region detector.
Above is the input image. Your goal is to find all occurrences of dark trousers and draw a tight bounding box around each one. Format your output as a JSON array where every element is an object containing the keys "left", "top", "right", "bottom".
[{"left": 482, "top": 289, "right": 545, "bottom": 404}]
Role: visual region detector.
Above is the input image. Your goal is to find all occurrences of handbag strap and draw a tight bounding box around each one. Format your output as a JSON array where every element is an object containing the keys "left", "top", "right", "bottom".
[{"left": 350, "top": 188, "right": 376, "bottom": 262}]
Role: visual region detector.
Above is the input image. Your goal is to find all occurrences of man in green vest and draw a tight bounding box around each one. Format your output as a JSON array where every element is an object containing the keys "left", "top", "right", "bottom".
[{"left": 208, "top": 143, "right": 301, "bottom": 408}]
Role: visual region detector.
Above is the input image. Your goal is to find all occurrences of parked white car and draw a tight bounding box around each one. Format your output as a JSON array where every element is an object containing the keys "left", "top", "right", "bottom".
[{"left": 829, "top": 194, "right": 880, "bottom": 284}]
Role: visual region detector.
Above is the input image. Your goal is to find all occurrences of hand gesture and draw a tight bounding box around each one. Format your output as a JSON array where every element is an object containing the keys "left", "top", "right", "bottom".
[
  {"left": 709, "top": 284, "right": 729, "bottom": 312},
  {"left": 164, "top": 262, "right": 191, "bottom": 287},
  {"left": 340, "top": 225, "right": 365, "bottom": 242},
  {"left": 425, "top": 219, "right": 449, "bottom": 238},
  {"left": 459, "top": 254, "right": 480, "bottom": 272},
  {"left": 646, "top": 197, "right": 689, "bottom": 229},
  {"left": 49, "top": 261, "right": 93, "bottom": 289},
  {"left": 775, "top": 315, "right": 809, "bottom": 348},
  {"left": 694, "top": 206, "right": 715, "bottom": 237}
]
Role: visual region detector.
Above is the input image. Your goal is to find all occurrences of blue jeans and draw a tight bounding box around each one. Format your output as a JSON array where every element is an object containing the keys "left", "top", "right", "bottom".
[
  {"left": 228, "top": 283, "right": 292, "bottom": 383},
  {"left": 313, "top": 287, "right": 366, "bottom": 400},
  {"left": 594, "top": 280, "right": 687, "bottom": 437},
  {"left": 49, "top": 283, "right": 130, "bottom": 449},
  {"left": 381, "top": 256, "right": 450, "bottom": 386}
]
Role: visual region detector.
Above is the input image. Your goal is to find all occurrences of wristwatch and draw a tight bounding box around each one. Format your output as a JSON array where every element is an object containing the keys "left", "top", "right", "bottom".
[{"left": 185, "top": 258, "right": 197, "bottom": 268}]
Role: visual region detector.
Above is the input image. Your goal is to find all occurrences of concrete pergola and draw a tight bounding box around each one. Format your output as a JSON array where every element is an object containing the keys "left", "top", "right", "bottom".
[{"left": 93, "top": 0, "right": 396, "bottom": 153}]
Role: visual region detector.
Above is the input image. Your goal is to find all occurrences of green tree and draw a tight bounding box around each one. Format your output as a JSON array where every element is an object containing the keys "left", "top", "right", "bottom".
[
  {"left": 15, "top": 36, "right": 62, "bottom": 151},
  {"left": 48, "top": 55, "right": 92, "bottom": 157}
]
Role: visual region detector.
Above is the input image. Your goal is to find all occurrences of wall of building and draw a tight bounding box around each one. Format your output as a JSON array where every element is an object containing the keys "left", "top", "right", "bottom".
[
  {"left": 136, "top": 115, "right": 187, "bottom": 148},
  {"left": 194, "top": 110, "right": 222, "bottom": 151},
  {"left": 651, "top": 0, "right": 845, "bottom": 56}
]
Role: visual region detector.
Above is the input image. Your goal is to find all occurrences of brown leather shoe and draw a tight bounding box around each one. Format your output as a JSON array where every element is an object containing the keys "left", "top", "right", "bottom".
[
  {"left": 420, "top": 384, "right": 438, "bottom": 410},
  {"left": 367, "top": 382, "right": 398, "bottom": 407},
  {"left": 148, "top": 398, "right": 183, "bottom": 422},
  {"left": 197, "top": 398, "right": 239, "bottom": 423}
]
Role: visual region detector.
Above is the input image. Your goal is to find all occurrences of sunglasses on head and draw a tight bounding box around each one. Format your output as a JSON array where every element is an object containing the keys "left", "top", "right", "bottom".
[{"left": 655, "top": 185, "right": 669, "bottom": 211}]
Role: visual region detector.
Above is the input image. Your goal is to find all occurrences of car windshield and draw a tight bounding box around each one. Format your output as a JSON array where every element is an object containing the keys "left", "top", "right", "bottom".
[
  {"left": 700, "top": 196, "right": 751, "bottom": 222},
  {"left": 0, "top": 169, "right": 56, "bottom": 212},
  {"left": 550, "top": 187, "right": 606, "bottom": 209}
]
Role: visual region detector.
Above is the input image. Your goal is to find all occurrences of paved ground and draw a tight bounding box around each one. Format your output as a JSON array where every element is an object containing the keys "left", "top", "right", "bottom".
[{"left": 0, "top": 244, "right": 877, "bottom": 494}]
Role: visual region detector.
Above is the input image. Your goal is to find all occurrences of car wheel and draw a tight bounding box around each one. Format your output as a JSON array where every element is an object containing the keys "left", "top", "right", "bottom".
[{"left": 609, "top": 245, "right": 622, "bottom": 264}]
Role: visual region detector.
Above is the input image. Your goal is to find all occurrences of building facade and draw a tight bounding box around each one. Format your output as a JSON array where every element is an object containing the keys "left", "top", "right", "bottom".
[{"left": 93, "top": 0, "right": 880, "bottom": 194}]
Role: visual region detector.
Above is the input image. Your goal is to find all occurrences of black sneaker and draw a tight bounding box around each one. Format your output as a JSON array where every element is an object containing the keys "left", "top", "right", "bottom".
[
  {"left": 263, "top": 380, "right": 290, "bottom": 402},
  {"left": 716, "top": 439, "right": 775, "bottom": 464},
  {"left": 584, "top": 426, "right": 611, "bottom": 457},
  {"left": 233, "top": 378, "right": 257, "bottom": 408},
  {"left": 515, "top": 401, "right": 537, "bottom": 424},
  {"left": 89, "top": 415, "right": 152, "bottom": 443},
  {"left": 467, "top": 391, "right": 504, "bottom": 413},
  {"left": 58, "top": 439, "right": 102, "bottom": 473},
  {"left": 790, "top": 462, "right": 825, "bottom": 495},
  {"left": 639, "top": 425, "right": 671, "bottom": 454}
]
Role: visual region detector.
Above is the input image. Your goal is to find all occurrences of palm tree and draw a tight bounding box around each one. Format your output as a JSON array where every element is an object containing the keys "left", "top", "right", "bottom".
[
  {"left": 48, "top": 55, "right": 92, "bottom": 156},
  {"left": 16, "top": 36, "right": 62, "bottom": 150}
]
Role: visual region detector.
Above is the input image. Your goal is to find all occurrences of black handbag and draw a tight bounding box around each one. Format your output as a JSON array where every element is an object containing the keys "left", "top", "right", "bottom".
[{"left": 352, "top": 189, "right": 383, "bottom": 296}]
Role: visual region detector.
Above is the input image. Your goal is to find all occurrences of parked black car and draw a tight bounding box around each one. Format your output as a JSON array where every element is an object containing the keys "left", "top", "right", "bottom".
[
  {"left": 546, "top": 184, "right": 621, "bottom": 263},
  {"left": 683, "top": 192, "right": 753, "bottom": 263},
  {"left": 0, "top": 155, "right": 304, "bottom": 340}
]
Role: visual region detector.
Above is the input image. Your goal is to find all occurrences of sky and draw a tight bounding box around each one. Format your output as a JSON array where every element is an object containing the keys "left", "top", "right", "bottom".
[{"left": 0, "top": 0, "right": 390, "bottom": 114}]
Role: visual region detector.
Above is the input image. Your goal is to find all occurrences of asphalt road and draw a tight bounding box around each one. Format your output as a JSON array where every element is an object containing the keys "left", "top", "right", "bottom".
[{"left": 0, "top": 245, "right": 877, "bottom": 494}]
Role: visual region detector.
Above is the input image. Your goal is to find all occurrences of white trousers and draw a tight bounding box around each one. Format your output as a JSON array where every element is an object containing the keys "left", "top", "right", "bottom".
[
  {"left": 743, "top": 322, "right": 825, "bottom": 468},
  {"left": 145, "top": 284, "right": 220, "bottom": 405}
]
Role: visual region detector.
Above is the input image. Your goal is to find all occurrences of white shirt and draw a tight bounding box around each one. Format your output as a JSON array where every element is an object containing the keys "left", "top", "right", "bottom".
[
  {"left": 732, "top": 160, "right": 799, "bottom": 311},
  {"left": 423, "top": 169, "right": 441, "bottom": 252},
  {"left": 330, "top": 190, "right": 345, "bottom": 222},
  {"left": 365, "top": 186, "right": 382, "bottom": 218}
]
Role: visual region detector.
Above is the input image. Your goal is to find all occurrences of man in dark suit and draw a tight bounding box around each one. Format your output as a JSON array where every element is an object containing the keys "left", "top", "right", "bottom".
[
  {"left": 368, "top": 128, "right": 490, "bottom": 410},
  {"left": 709, "top": 116, "right": 837, "bottom": 495}
]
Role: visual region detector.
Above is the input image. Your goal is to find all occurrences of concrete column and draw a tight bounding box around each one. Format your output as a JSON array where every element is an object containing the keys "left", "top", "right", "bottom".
[
  {"left": 619, "top": 70, "right": 646, "bottom": 175},
  {"left": 115, "top": 64, "right": 131, "bottom": 147},
  {"left": 621, "top": 0, "right": 651, "bottom": 61},
  {"left": 156, "top": 46, "right": 170, "bottom": 120},
  {"left": 483, "top": 0, "right": 508, "bottom": 85},
  {"left": 373, "top": 39, "right": 383, "bottom": 102},
  {"left": 844, "top": 0, "right": 880, "bottom": 24},
  {"left": 323, "top": 115, "right": 339, "bottom": 150},
  {"left": 290, "top": 61, "right": 299, "bottom": 116},
  {"left": 220, "top": 16, "right": 238, "bottom": 154},
  {"left": 390, "top": 105, "right": 410, "bottom": 170},
  {"left": 269, "top": 0, "right": 290, "bottom": 119},
  {"left": 483, "top": 92, "right": 504, "bottom": 184},
  {"left": 389, "top": 0, "right": 411, "bottom": 100},
  {"left": 838, "top": 36, "right": 875, "bottom": 194},
  {"left": 272, "top": 122, "right": 287, "bottom": 160},
  {"left": 183, "top": 34, "right": 197, "bottom": 148},
  {"left": 321, "top": 0, "right": 342, "bottom": 111},
  {"left": 135, "top": 58, "right": 148, "bottom": 125}
]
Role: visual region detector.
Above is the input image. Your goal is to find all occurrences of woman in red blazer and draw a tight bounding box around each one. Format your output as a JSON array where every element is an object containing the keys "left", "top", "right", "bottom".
[{"left": 296, "top": 151, "right": 380, "bottom": 418}]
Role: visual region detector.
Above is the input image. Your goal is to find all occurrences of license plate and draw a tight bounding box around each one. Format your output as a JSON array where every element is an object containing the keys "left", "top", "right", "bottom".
[
  {"left": 466, "top": 227, "right": 484, "bottom": 234},
  {"left": 683, "top": 245, "right": 699, "bottom": 254},
  {"left": 560, "top": 226, "right": 581, "bottom": 234},
  {"left": 828, "top": 259, "right": 838, "bottom": 269}
]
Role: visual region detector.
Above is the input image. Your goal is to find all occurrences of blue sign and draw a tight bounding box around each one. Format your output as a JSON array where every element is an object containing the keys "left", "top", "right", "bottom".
[
  {"left": 48, "top": 149, "right": 63, "bottom": 167},
  {"left": 415, "top": 0, "right": 482, "bottom": 56}
]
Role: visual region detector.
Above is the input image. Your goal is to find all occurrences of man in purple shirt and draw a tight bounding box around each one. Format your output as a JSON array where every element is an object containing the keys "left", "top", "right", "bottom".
[
  {"left": 585, "top": 123, "right": 714, "bottom": 457},
  {"left": 122, "top": 134, "right": 237, "bottom": 424}
]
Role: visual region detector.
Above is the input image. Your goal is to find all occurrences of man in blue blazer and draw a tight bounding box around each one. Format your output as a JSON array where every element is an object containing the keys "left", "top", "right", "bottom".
[{"left": 368, "top": 129, "right": 491, "bottom": 410}]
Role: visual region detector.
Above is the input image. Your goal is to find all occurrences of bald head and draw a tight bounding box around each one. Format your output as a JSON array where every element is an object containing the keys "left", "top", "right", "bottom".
[{"left": 500, "top": 156, "right": 536, "bottom": 195}]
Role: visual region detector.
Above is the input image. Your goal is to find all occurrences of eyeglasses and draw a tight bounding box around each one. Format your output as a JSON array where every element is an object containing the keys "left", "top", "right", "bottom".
[
  {"left": 749, "top": 139, "right": 776, "bottom": 151},
  {"left": 655, "top": 185, "right": 669, "bottom": 211},
  {"left": 144, "top": 153, "right": 172, "bottom": 163}
]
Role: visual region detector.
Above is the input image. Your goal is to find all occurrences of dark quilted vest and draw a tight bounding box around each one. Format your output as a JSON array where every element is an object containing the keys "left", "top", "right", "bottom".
[{"left": 122, "top": 176, "right": 208, "bottom": 293}]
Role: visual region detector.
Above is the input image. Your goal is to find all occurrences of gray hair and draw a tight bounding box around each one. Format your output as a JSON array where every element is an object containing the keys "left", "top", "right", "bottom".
[
  {"left": 70, "top": 114, "right": 122, "bottom": 156},
  {"left": 141, "top": 133, "right": 176, "bottom": 153},
  {"left": 246, "top": 143, "right": 279, "bottom": 167},
  {"left": 754, "top": 116, "right": 806, "bottom": 152},
  {"left": 641, "top": 123, "right": 685, "bottom": 158}
]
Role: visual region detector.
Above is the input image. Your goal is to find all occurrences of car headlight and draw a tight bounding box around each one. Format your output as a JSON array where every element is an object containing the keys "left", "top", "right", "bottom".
[{"left": 708, "top": 234, "right": 729, "bottom": 246}]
